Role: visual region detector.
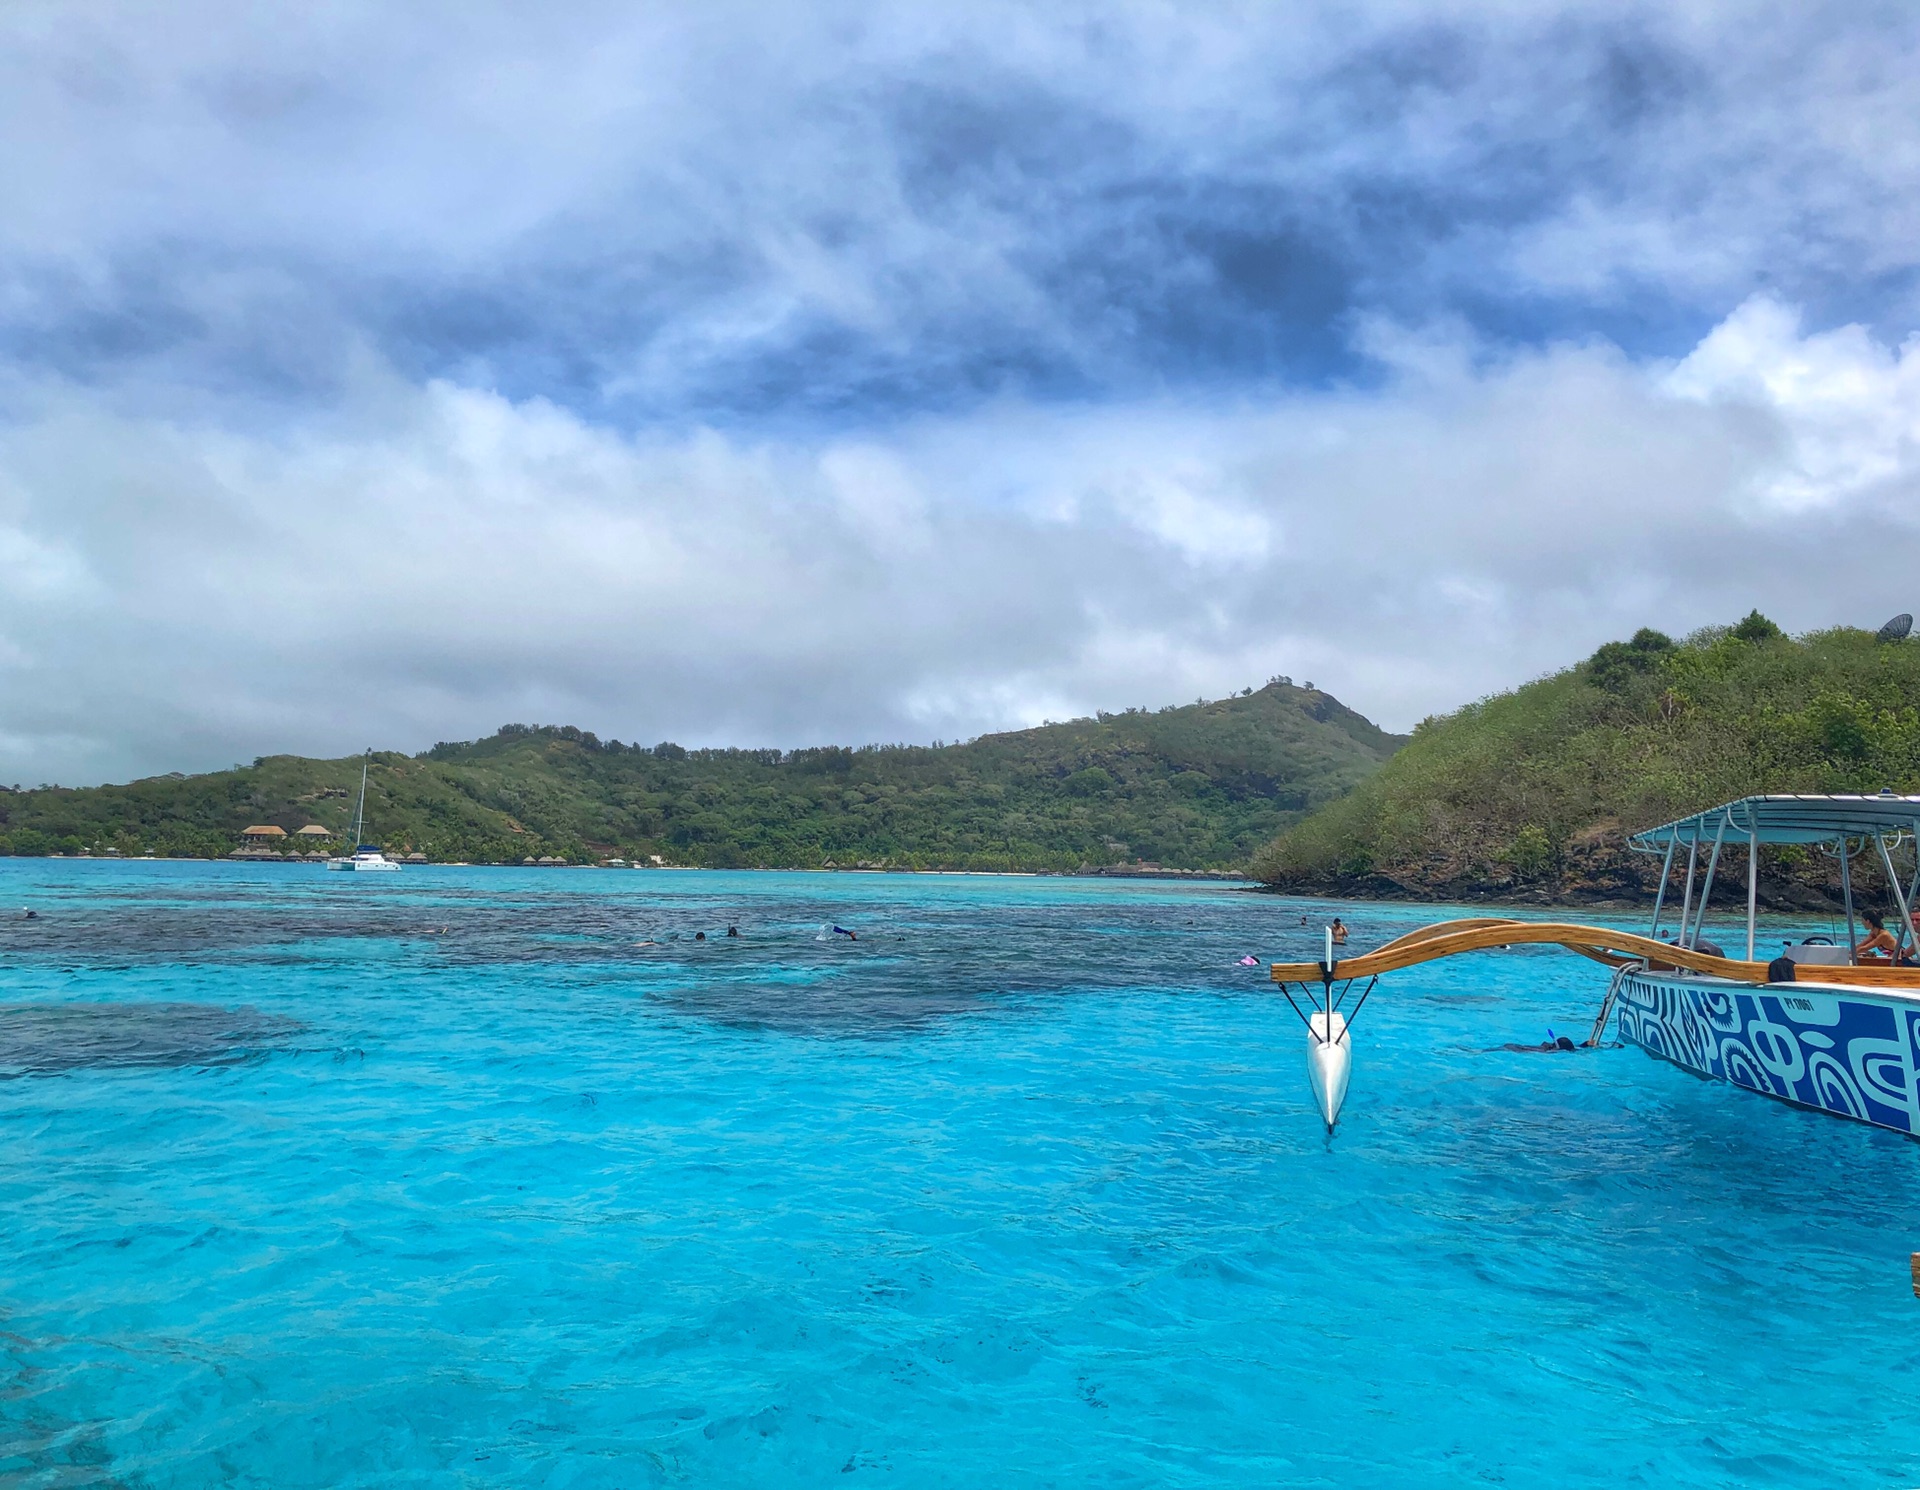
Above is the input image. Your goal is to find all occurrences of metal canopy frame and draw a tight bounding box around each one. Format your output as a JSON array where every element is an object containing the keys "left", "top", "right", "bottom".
[
  {"left": 1631, "top": 794, "right": 1920, "bottom": 967},
  {"left": 1629, "top": 794, "right": 1920, "bottom": 849}
]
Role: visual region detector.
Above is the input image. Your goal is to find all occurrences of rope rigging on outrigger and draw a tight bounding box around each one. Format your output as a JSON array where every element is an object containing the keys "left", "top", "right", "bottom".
[{"left": 1270, "top": 794, "right": 1920, "bottom": 1134}]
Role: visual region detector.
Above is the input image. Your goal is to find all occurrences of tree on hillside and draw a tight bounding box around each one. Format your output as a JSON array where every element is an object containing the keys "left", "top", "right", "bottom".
[{"left": 1256, "top": 618, "right": 1920, "bottom": 904}]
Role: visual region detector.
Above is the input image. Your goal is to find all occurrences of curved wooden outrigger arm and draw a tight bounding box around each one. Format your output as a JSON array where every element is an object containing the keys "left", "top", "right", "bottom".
[{"left": 1272, "top": 919, "right": 1920, "bottom": 991}]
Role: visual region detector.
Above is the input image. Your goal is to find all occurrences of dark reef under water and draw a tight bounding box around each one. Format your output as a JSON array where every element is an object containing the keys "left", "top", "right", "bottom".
[{"left": 0, "top": 1001, "right": 302, "bottom": 1078}]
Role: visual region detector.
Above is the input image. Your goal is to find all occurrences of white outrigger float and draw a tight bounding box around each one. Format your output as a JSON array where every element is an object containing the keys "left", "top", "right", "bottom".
[{"left": 1272, "top": 794, "right": 1920, "bottom": 1135}]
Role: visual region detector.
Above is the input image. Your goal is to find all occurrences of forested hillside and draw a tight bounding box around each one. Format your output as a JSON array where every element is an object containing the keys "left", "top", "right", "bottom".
[
  {"left": 1254, "top": 615, "right": 1920, "bottom": 903},
  {"left": 0, "top": 681, "right": 1403, "bottom": 870}
]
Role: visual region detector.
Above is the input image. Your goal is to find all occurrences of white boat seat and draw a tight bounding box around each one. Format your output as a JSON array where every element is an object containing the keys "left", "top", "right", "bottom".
[{"left": 1784, "top": 944, "right": 1850, "bottom": 965}]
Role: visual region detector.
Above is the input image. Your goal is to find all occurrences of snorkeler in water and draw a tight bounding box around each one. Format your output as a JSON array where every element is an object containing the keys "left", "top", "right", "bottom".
[
  {"left": 832, "top": 925, "right": 857, "bottom": 941},
  {"left": 1498, "top": 1028, "right": 1580, "bottom": 1052}
]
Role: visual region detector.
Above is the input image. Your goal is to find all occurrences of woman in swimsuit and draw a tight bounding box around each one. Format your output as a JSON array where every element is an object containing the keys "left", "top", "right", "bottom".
[{"left": 1855, "top": 909, "right": 1901, "bottom": 961}]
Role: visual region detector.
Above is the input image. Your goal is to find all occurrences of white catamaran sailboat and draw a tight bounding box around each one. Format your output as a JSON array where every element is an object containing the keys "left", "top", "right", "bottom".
[
  {"left": 1271, "top": 793, "right": 1920, "bottom": 1136},
  {"left": 325, "top": 753, "right": 401, "bottom": 873}
]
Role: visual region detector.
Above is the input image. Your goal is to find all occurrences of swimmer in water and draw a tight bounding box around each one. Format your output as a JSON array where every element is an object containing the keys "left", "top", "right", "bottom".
[
  {"left": 727, "top": 925, "right": 739, "bottom": 938},
  {"left": 833, "top": 925, "right": 857, "bottom": 941},
  {"left": 695, "top": 931, "right": 706, "bottom": 941},
  {"left": 1330, "top": 917, "right": 1348, "bottom": 945},
  {"left": 1499, "top": 1028, "right": 1579, "bottom": 1052}
]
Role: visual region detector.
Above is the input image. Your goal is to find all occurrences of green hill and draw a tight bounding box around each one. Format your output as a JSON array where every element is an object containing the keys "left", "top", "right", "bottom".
[
  {"left": 1253, "top": 615, "right": 1920, "bottom": 904},
  {"left": 0, "top": 681, "right": 1403, "bottom": 870}
]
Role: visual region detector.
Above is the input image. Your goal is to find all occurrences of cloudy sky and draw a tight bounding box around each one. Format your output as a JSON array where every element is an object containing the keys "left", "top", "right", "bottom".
[{"left": 3, "top": 0, "right": 1919, "bottom": 783}]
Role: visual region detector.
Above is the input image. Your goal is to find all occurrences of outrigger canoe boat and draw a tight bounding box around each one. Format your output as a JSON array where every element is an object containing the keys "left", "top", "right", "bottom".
[{"left": 1271, "top": 794, "right": 1920, "bottom": 1135}]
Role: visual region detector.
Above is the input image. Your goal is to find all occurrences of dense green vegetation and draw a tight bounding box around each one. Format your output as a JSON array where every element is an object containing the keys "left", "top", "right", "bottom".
[
  {"left": 1254, "top": 616, "right": 1920, "bottom": 903},
  {"left": 0, "top": 681, "right": 1402, "bottom": 870}
]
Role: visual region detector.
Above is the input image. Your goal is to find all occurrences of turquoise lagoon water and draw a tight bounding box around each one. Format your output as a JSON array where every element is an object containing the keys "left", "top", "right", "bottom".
[{"left": 1, "top": 860, "right": 1916, "bottom": 1488}]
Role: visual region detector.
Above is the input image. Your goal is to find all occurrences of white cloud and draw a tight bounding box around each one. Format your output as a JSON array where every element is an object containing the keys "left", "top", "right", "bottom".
[
  {"left": 1665, "top": 295, "right": 1920, "bottom": 513},
  {"left": 1, "top": 298, "right": 1918, "bottom": 782}
]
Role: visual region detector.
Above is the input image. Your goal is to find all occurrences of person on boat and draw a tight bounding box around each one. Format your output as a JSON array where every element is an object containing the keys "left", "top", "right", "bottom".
[
  {"left": 1854, "top": 909, "right": 1900, "bottom": 961},
  {"left": 1865, "top": 909, "right": 1919, "bottom": 964},
  {"left": 1330, "top": 918, "right": 1348, "bottom": 945}
]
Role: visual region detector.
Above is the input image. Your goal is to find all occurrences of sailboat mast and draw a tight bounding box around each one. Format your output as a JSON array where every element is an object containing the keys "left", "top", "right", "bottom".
[{"left": 354, "top": 753, "right": 369, "bottom": 844}]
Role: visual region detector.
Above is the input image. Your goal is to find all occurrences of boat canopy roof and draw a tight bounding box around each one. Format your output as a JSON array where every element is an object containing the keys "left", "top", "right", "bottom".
[{"left": 1629, "top": 793, "right": 1920, "bottom": 850}]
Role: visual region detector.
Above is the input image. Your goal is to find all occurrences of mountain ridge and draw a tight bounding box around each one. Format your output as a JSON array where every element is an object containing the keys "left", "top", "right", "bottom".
[{"left": 0, "top": 681, "right": 1405, "bottom": 870}]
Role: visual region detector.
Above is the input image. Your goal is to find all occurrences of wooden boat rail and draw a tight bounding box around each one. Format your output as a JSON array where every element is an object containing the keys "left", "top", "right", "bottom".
[{"left": 1272, "top": 918, "right": 1920, "bottom": 991}]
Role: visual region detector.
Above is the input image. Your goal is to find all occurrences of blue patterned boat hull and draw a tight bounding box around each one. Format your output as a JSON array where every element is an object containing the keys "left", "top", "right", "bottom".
[{"left": 1617, "top": 971, "right": 1920, "bottom": 1134}]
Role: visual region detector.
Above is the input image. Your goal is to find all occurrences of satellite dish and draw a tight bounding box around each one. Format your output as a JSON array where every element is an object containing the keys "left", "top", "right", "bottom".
[{"left": 1877, "top": 614, "right": 1914, "bottom": 643}]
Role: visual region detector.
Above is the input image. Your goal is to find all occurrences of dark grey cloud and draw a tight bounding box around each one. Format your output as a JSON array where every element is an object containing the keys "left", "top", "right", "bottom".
[{"left": 3, "top": 2, "right": 1916, "bottom": 423}]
